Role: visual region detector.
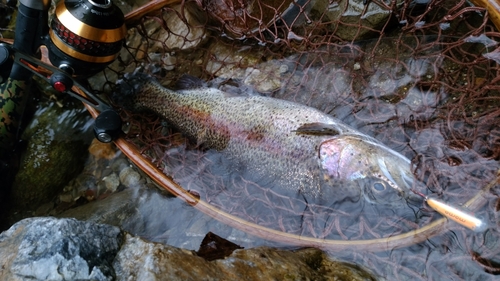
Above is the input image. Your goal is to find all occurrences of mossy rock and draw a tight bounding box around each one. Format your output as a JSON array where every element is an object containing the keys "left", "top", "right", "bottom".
[
  {"left": 10, "top": 101, "right": 92, "bottom": 212},
  {"left": 11, "top": 138, "right": 86, "bottom": 209}
]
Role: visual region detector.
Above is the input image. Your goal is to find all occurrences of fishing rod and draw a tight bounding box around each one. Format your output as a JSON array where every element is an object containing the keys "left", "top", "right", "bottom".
[{"left": 0, "top": 0, "right": 126, "bottom": 161}]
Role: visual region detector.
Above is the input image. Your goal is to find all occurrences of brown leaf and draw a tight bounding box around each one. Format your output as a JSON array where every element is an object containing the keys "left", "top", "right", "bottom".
[{"left": 196, "top": 232, "right": 243, "bottom": 261}]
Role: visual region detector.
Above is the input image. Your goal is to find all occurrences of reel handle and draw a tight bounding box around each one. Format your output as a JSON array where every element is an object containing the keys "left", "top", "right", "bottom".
[{"left": 94, "top": 109, "right": 122, "bottom": 143}]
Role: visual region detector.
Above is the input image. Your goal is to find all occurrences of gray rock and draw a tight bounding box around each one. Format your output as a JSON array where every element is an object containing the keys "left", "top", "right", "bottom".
[
  {"left": 119, "top": 166, "right": 143, "bottom": 188},
  {"left": 58, "top": 189, "right": 141, "bottom": 229},
  {"left": 308, "top": 0, "right": 403, "bottom": 41},
  {"left": 145, "top": 2, "right": 208, "bottom": 51},
  {"left": 57, "top": 188, "right": 231, "bottom": 250},
  {"left": 101, "top": 172, "right": 120, "bottom": 193},
  {"left": 0, "top": 217, "right": 377, "bottom": 280},
  {"left": 114, "top": 234, "right": 377, "bottom": 281},
  {"left": 0, "top": 217, "right": 123, "bottom": 281}
]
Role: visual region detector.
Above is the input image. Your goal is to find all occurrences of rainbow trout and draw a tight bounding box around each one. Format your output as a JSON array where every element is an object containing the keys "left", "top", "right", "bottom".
[{"left": 117, "top": 74, "right": 422, "bottom": 203}]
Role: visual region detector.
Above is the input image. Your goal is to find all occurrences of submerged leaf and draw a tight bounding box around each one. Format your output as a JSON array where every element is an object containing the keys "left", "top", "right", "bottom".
[{"left": 196, "top": 232, "right": 243, "bottom": 261}]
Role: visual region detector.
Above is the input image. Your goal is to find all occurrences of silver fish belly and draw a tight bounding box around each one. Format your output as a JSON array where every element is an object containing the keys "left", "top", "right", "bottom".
[{"left": 118, "top": 74, "right": 419, "bottom": 201}]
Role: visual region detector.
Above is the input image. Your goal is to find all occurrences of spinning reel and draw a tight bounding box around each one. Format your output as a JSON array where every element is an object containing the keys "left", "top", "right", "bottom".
[{"left": 0, "top": 0, "right": 126, "bottom": 148}]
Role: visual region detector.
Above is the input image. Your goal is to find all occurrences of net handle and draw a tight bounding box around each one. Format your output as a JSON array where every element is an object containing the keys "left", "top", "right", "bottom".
[{"left": 469, "top": 0, "right": 500, "bottom": 31}]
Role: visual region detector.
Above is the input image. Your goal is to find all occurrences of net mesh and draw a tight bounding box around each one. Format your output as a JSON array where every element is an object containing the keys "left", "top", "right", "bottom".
[
  {"left": 1, "top": 0, "right": 499, "bottom": 278},
  {"left": 101, "top": 3, "right": 500, "bottom": 195},
  {"left": 92, "top": 0, "right": 500, "bottom": 231}
]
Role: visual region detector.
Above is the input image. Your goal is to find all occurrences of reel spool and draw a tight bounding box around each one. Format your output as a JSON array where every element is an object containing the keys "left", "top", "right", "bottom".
[
  {"left": 47, "top": 0, "right": 126, "bottom": 76},
  {"left": 46, "top": 0, "right": 127, "bottom": 141}
]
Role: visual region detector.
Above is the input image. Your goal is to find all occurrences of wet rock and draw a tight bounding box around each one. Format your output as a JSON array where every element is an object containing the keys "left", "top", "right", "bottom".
[
  {"left": 89, "top": 2, "right": 207, "bottom": 88},
  {"left": 33, "top": 202, "right": 55, "bottom": 216},
  {"left": 199, "top": 0, "right": 400, "bottom": 41},
  {"left": 57, "top": 184, "right": 259, "bottom": 250},
  {"left": 111, "top": 157, "right": 130, "bottom": 173},
  {"left": 199, "top": 0, "right": 295, "bottom": 39},
  {"left": 205, "top": 40, "right": 265, "bottom": 79},
  {"left": 88, "top": 139, "right": 118, "bottom": 160},
  {"left": 57, "top": 188, "right": 137, "bottom": 223},
  {"left": 58, "top": 192, "right": 74, "bottom": 203},
  {"left": 243, "top": 64, "right": 286, "bottom": 93},
  {"left": 0, "top": 217, "right": 377, "bottom": 281},
  {"left": 119, "top": 166, "right": 142, "bottom": 187},
  {"left": 114, "top": 234, "right": 377, "bottom": 281},
  {"left": 62, "top": 173, "right": 98, "bottom": 202},
  {"left": 101, "top": 172, "right": 120, "bottom": 193},
  {"left": 10, "top": 137, "right": 85, "bottom": 209},
  {"left": 9, "top": 101, "right": 92, "bottom": 216},
  {"left": 145, "top": 3, "right": 208, "bottom": 52},
  {"left": 0, "top": 217, "right": 123, "bottom": 281},
  {"left": 308, "top": 0, "right": 402, "bottom": 41},
  {"left": 205, "top": 41, "right": 288, "bottom": 93},
  {"left": 30, "top": 137, "right": 130, "bottom": 216}
]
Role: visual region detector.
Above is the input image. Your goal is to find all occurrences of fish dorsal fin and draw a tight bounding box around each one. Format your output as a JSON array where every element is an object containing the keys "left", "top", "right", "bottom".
[
  {"left": 174, "top": 74, "right": 206, "bottom": 90},
  {"left": 294, "top": 122, "right": 341, "bottom": 136}
]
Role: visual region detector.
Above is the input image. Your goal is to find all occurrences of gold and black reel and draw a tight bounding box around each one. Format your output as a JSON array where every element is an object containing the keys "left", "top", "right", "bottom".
[
  {"left": 0, "top": 0, "right": 127, "bottom": 154},
  {"left": 47, "top": 0, "right": 126, "bottom": 76}
]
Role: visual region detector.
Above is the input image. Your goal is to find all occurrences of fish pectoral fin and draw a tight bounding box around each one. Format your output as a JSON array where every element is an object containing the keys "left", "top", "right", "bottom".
[{"left": 294, "top": 122, "right": 341, "bottom": 136}]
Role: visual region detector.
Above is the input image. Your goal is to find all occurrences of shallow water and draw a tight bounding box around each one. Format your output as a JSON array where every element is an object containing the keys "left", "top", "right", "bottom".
[
  {"left": 10, "top": 7, "right": 500, "bottom": 281},
  {"left": 112, "top": 39, "right": 500, "bottom": 280}
]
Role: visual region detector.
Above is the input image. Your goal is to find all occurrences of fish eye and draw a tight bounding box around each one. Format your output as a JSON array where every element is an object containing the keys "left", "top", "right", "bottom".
[
  {"left": 373, "top": 182, "right": 386, "bottom": 192},
  {"left": 361, "top": 177, "right": 403, "bottom": 205}
]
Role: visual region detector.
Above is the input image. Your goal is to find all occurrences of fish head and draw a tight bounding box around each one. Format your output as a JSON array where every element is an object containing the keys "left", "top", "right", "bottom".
[{"left": 319, "top": 135, "right": 424, "bottom": 205}]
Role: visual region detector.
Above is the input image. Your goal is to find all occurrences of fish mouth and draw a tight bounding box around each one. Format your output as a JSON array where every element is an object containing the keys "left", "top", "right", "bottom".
[{"left": 375, "top": 158, "right": 426, "bottom": 205}]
